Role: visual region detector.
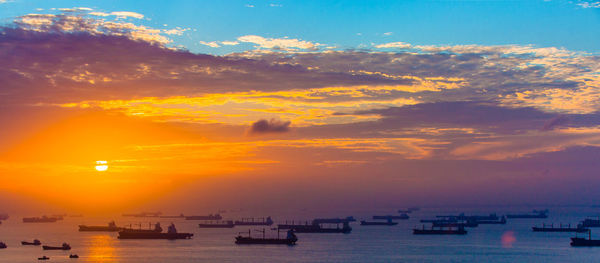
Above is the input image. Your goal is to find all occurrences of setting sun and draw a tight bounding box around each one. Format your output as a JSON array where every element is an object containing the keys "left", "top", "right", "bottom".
[{"left": 95, "top": 160, "right": 108, "bottom": 172}]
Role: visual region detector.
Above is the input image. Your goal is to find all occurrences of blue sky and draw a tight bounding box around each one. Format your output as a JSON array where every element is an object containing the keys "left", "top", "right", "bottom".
[{"left": 1, "top": 0, "right": 599, "bottom": 55}]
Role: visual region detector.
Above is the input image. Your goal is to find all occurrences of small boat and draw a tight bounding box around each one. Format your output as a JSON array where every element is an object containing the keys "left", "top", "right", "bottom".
[
  {"left": 198, "top": 220, "right": 235, "bottom": 228},
  {"left": 79, "top": 221, "right": 122, "bottom": 232},
  {"left": 312, "top": 217, "right": 356, "bottom": 224},
  {"left": 235, "top": 229, "right": 297, "bottom": 245},
  {"left": 42, "top": 243, "right": 71, "bottom": 250},
  {"left": 533, "top": 223, "right": 589, "bottom": 233},
  {"left": 234, "top": 216, "right": 273, "bottom": 226},
  {"left": 506, "top": 209, "right": 548, "bottom": 219},
  {"left": 69, "top": 254, "right": 79, "bottom": 258},
  {"left": 185, "top": 214, "right": 222, "bottom": 220},
  {"left": 23, "top": 216, "right": 58, "bottom": 223},
  {"left": 413, "top": 225, "right": 467, "bottom": 235},
  {"left": 373, "top": 214, "right": 409, "bottom": 220},
  {"left": 474, "top": 216, "right": 507, "bottom": 225},
  {"left": 118, "top": 223, "right": 193, "bottom": 239},
  {"left": 21, "top": 239, "right": 42, "bottom": 245},
  {"left": 360, "top": 219, "right": 398, "bottom": 226},
  {"left": 38, "top": 256, "right": 50, "bottom": 260},
  {"left": 432, "top": 221, "right": 478, "bottom": 228},
  {"left": 0, "top": 242, "right": 6, "bottom": 249}
]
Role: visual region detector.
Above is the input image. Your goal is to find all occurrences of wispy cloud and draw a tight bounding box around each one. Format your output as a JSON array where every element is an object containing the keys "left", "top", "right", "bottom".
[
  {"left": 199, "top": 41, "right": 221, "bottom": 48},
  {"left": 237, "top": 35, "right": 322, "bottom": 51},
  {"left": 374, "top": 42, "right": 411, "bottom": 49}
]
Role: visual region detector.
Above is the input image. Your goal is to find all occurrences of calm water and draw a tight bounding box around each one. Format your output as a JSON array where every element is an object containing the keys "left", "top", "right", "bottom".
[{"left": 1, "top": 206, "right": 600, "bottom": 262}]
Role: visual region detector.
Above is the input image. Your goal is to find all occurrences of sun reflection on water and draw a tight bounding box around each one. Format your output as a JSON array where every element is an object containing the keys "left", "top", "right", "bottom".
[{"left": 85, "top": 234, "right": 117, "bottom": 262}]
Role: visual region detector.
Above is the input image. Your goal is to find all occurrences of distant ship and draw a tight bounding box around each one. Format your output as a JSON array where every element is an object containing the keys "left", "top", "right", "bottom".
[
  {"left": 118, "top": 223, "right": 193, "bottom": 239},
  {"left": 474, "top": 216, "right": 507, "bottom": 225},
  {"left": 21, "top": 239, "right": 41, "bottom": 245},
  {"left": 79, "top": 221, "right": 122, "bottom": 232},
  {"left": 373, "top": 214, "right": 409, "bottom": 220},
  {"left": 432, "top": 221, "right": 478, "bottom": 228},
  {"left": 42, "top": 243, "right": 71, "bottom": 250},
  {"left": 0, "top": 213, "right": 8, "bottom": 220},
  {"left": 506, "top": 209, "right": 548, "bottom": 219},
  {"left": 0, "top": 242, "right": 6, "bottom": 249},
  {"left": 122, "top": 211, "right": 162, "bottom": 218},
  {"left": 235, "top": 229, "right": 297, "bottom": 245},
  {"left": 22, "top": 216, "right": 58, "bottom": 223},
  {"left": 198, "top": 220, "right": 235, "bottom": 228},
  {"left": 278, "top": 221, "right": 352, "bottom": 233},
  {"left": 312, "top": 216, "right": 356, "bottom": 223},
  {"left": 159, "top": 213, "right": 185, "bottom": 218},
  {"left": 570, "top": 230, "right": 600, "bottom": 246},
  {"left": 579, "top": 218, "right": 600, "bottom": 228},
  {"left": 413, "top": 225, "right": 467, "bottom": 235},
  {"left": 234, "top": 216, "right": 273, "bottom": 226},
  {"left": 185, "top": 214, "right": 223, "bottom": 220},
  {"left": 533, "top": 223, "right": 588, "bottom": 233},
  {"left": 360, "top": 219, "right": 398, "bottom": 226}
]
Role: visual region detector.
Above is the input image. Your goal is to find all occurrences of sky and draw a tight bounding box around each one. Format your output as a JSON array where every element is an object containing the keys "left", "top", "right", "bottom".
[{"left": 0, "top": 0, "right": 599, "bottom": 214}]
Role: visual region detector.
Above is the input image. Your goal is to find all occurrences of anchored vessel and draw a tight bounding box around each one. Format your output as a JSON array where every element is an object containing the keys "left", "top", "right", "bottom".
[
  {"left": 413, "top": 225, "right": 467, "bottom": 235},
  {"left": 23, "top": 216, "right": 58, "bottom": 223},
  {"left": 0, "top": 242, "right": 6, "bottom": 249},
  {"left": 278, "top": 220, "right": 352, "bottom": 233},
  {"left": 79, "top": 221, "right": 122, "bottom": 232},
  {"left": 122, "top": 212, "right": 162, "bottom": 218},
  {"left": 506, "top": 209, "right": 548, "bottom": 219},
  {"left": 42, "top": 243, "right": 71, "bottom": 250},
  {"left": 21, "top": 239, "right": 41, "bottom": 245},
  {"left": 361, "top": 219, "right": 398, "bottom": 226},
  {"left": 579, "top": 218, "right": 600, "bottom": 228},
  {"left": 234, "top": 216, "right": 273, "bottom": 226},
  {"left": 118, "top": 223, "right": 193, "bottom": 239},
  {"left": 373, "top": 214, "right": 409, "bottom": 220},
  {"left": 235, "top": 229, "right": 297, "bottom": 245},
  {"left": 185, "top": 214, "right": 222, "bottom": 220},
  {"left": 571, "top": 230, "right": 600, "bottom": 246},
  {"left": 533, "top": 223, "right": 589, "bottom": 233},
  {"left": 198, "top": 220, "right": 235, "bottom": 228}
]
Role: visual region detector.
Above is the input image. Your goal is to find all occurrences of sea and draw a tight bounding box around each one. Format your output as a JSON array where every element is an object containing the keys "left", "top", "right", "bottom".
[{"left": 1, "top": 206, "right": 600, "bottom": 262}]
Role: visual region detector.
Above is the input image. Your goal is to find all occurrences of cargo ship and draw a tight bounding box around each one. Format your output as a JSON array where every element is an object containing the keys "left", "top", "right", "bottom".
[
  {"left": 0, "top": 242, "right": 6, "bottom": 249},
  {"left": 22, "top": 216, "right": 58, "bottom": 223},
  {"left": 570, "top": 230, "right": 600, "bottom": 246},
  {"left": 360, "top": 219, "right": 398, "bottom": 226},
  {"left": 413, "top": 225, "right": 467, "bottom": 235},
  {"left": 159, "top": 213, "right": 185, "bottom": 218},
  {"left": 198, "top": 220, "right": 235, "bottom": 228},
  {"left": 373, "top": 214, "right": 409, "bottom": 220},
  {"left": 79, "top": 221, "right": 122, "bottom": 232},
  {"left": 122, "top": 211, "right": 162, "bottom": 218},
  {"left": 278, "top": 221, "right": 352, "bottom": 233},
  {"left": 532, "top": 223, "right": 589, "bottom": 233},
  {"left": 42, "top": 243, "right": 71, "bottom": 250},
  {"left": 21, "top": 239, "right": 41, "bottom": 245},
  {"left": 185, "top": 214, "right": 222, "bottom": 220},
  {"left": 579, "top": 218, "right": 600, "bottom": 228},
  {"left": 118, "top": 223, "right": 193, "bottom": 239},
  {"left": 234, "top": 216, "right": 273, "bottom": 226},
  {"left": 506, "top": 209, "right": 548, "bottom": 219},
  {"left": 235, "top": 229, "right": 297, "bottom": 245}
]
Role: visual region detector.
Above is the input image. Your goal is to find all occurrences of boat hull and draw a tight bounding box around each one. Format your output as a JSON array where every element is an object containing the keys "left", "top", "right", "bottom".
[
  {"left": 42, "top": 246, "right": 70, "bottom": 250},
  {"left": 360, "top": 221, "right": 398, "bottom": 226},
  {"left": 413, "top": 229, "right": 467, "bottom": 235},
  {"left": 533, "top": 227, "right": 589, "bottom": 233},
  {"left": 235, "top": 236, "right": 296, "bottom": 245},
  {"left": 79, "top": 225, "right": 122, "bottom": 232},
  {"left": 198, "top": 224, "right": 234, "bottom": 228},
  {"left": 21, "top": 241, "right": 41, "bottom": 246},
  {"left": 117, "top": 232, "right": 193, "bottom": 239},
  {"left": 571, "top": 237, "right": 600, "bottom": 246}
]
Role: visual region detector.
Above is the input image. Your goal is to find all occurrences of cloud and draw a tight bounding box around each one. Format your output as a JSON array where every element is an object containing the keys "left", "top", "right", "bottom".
[
  {"left": 221, "top": 41, "right": 239, "bottom": 46},
  {"left": 199, "top": 41, "right": 221, "bottom": 48},
  {"left": 383, "top": 32, "right": 393, "bottom": 36},
  {"left": 237, "top": 35, "right": 322, "bottom": 51},
  {"left": 110, "top": 11, "right": 144, "bottom": 19},
  {"left": 374, "top": 42, "right": 411, "bottom": 49},
  {"left": 245, "top": 4, "right": 255, "bottom": 8},
  {"left": 249, "top": 119, "right": 291, "bottom": 134},
  {"left": 577, "top": 1, "right": 600, "bottom": 8},
  {"left": 541, "top": 115, "right": 569, "bottom": 131}
]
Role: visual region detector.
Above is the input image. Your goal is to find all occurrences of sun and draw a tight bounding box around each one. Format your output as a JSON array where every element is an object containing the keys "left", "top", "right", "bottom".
[{"left": 95, "top": 160, "right": 108, "bottom": 172}]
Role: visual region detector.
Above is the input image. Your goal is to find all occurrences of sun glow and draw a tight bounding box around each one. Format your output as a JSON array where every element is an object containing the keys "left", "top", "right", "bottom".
[{"left": 95, "top": 160, "right": 108, "bottom": 171}]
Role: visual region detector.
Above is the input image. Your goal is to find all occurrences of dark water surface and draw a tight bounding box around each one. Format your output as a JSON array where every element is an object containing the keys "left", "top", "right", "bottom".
[{"left": 1, "top": 206, "right": 600, "bottom": 262}]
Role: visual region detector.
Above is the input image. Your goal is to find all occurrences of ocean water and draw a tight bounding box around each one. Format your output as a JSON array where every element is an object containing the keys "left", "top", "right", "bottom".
[{"left": 1, "top": 206, "right": 600, "bottom": 262}]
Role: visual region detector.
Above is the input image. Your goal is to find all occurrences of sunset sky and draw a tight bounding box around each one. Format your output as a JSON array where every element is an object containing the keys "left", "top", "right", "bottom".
[{"left": 1, "top": 0, "right": 599, "bottom": 213}]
